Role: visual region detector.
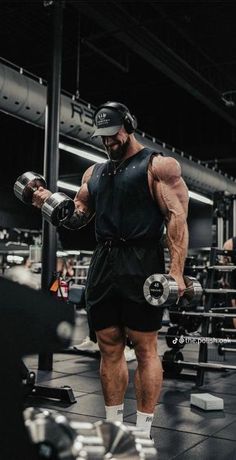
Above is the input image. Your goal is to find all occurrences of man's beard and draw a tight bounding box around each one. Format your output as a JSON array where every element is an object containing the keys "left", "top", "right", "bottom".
[{"left": 107, "top": 137, "right": 130, "bottom": 162}]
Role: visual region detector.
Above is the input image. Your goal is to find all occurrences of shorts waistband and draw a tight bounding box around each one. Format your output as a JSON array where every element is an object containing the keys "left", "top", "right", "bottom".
[{"left": 98, "top": 238, "right": 159, "bottom": 248}]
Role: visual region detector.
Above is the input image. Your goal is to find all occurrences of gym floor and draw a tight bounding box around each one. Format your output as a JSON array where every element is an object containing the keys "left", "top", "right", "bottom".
[{"left": 24, "top": 311, "right": 236, "bottom": 460}]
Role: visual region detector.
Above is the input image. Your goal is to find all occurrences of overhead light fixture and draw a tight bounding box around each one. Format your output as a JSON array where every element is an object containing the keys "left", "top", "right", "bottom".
[
  {"left": 59, "top": 142, "right": 213, "bottom": 205},
  {"left": 57, "top": 180, "right": 79, "bottom": 192},
  {"left": 189, "top": 190, "right": 213, "bottom": 205},
  {"left": 59, "top": 142, "right": 106, "bottom": 163}
]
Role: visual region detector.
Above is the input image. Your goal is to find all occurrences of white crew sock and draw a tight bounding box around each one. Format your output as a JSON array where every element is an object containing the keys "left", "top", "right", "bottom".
[
  {"left": 105, "top": 403, "right": 124, "bottom": 422},
  {"left": 136, "top": 410, "right": 154, "bottom": 436}
]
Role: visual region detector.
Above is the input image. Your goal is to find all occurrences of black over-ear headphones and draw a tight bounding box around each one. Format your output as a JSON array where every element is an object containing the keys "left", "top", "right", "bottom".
[{"left": 94, "top": 101, "right": 138, "bottom": 134}]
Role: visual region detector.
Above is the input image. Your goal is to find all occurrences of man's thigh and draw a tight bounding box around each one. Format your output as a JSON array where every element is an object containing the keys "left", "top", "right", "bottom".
[
  {"left": 89, "top": 300, "right": 123, "bottom": 331},
  {"left": 123, "top": 300, "right": 163, "bottom": 332}
]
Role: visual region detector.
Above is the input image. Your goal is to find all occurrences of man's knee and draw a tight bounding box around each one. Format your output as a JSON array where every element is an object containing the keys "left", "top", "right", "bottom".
[
  {"left": 96, "top": 326, "right": 126, "bottom": 359},
  {"left": 135, "top": 344, "right": 157, "bottom": 363},
  {"left": 127, "top": 330, "right": 158, "bottom": 362}
]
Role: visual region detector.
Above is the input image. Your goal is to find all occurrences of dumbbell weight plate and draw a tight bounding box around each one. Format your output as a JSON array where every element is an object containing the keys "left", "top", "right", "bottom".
[
  {"left": 41, "top": 192, "right": 75, "bottom": 226},
  {"left": 162, "top": 349, "right": 184, "bottom": 376},
  {"left": 211, "top": 319, "right": 224, "bottom": 338},
  {"left": 14, "top": 171, "right": 47, "bottom": 204},
  {"left": 143, "top": 274, "right": 178, "bottom": 307},
  {"left": 183, "top": 276, "right": 203, "bottom": 307},
  {"left": 218, "top": 344, "right": 225, "bottom": 356},
  {"left": 169, "top": 308, "right": 202, "bottom": 333},
  {"left": 24, "top": 407, "right": 76, "bottom": 459},
  {"left": 24, "top": 407, "right": 105, "bottom": 459},
  {"left": 183, "top": 315, "right": 202, "bottom": 333},
  {"left": 95, "top": 420, "right": 157, "bottom": 459},
  {"left": 166, "top": 326, "right": 186, "bottom": 349}
]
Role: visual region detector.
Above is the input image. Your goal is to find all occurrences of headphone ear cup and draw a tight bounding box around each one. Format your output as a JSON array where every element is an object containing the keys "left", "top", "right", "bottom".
[
  {"left": 123, "top": 113, "right": 137, "bottom": 133},
  {"left": 132, "top": 114, "right": 138, "bottom": 131},
  {"left": 123, "top": 115, "right": 133, "bottom": 134}
]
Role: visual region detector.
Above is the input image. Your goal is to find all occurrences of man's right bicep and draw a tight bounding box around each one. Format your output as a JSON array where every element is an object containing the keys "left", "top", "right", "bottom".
[
  {"left": 74, "top": 182, "right": 94, "bottom": 216},
  {"left": 74, "top": 163, "right": 96, "bottom": 215}
]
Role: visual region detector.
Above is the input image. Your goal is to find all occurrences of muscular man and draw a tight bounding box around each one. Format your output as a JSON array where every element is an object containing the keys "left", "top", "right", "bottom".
[{"left": 32, "top": 101, "right": 189, "bottom": 436}]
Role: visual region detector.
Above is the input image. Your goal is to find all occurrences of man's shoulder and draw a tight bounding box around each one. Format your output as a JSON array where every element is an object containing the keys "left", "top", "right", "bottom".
[
  {"left": 150, "top": 155, "right": 181, "bottom": 180},
  {"left": 83, "top": 162, "right": 107, "bottom": 183}
]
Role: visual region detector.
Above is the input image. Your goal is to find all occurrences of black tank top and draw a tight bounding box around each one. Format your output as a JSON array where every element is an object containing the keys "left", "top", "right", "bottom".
[{"left": 87, "top": 147, "right": 165, "bottom": 242}]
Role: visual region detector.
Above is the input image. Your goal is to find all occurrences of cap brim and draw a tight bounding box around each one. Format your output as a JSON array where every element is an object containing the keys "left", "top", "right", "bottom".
[{"left": 91, "top": 125, "right": 121, "bottom": 138}]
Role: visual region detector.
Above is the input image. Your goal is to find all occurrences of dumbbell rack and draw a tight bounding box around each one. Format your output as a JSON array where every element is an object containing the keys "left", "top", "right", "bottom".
[
  {"left": 164, "top": 247, "right": 236, "bottom": 385},
  {"left": 196, "top": 246, "right": 236, "bottom": 386},
  {"left": 195, "top": 248, "right": 217, "bottom": 386}
]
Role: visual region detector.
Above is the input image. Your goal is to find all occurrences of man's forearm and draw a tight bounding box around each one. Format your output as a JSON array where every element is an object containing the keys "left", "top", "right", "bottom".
[
  {"left": 166, "top": 216, "right": 189, "bottom": 276},
  {"left": 63, "top": 210, "right": 92, "bottom": 230}
]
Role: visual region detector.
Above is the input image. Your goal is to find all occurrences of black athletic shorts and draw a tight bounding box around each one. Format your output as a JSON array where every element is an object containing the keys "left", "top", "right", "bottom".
[{"left": 85, "top": 240, "right": 165, "bottom": 332}]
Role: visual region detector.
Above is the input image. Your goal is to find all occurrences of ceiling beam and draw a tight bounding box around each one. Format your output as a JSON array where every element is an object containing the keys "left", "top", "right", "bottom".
[{"left": 74, "top": 1, "right": 236, "bottom": 128}]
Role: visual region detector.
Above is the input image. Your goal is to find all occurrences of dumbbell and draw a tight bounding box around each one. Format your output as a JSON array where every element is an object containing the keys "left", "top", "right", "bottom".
[
  {"left": 143, "top": 273, "right": 203, "bottom": 308},
  {"left": 14, "top": 171, "right": 75, "bottom": 226}
]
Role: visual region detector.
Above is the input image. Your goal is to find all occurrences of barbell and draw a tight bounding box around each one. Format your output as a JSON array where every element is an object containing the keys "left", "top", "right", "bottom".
[
  {"left": 143, "top": 273, "right": 236, "bottom": 308},
  {"left": 168, "top": 309, "right": 236, "bottom": 334},
  {"left": 162, "top": 349, "right": 236, "bottom": 377},
  {"left": 14, "top": 171, "right": 75, "bottom": 226}
]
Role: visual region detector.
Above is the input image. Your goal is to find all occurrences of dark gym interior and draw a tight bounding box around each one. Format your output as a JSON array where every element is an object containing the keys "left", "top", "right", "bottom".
[{"left": 1, "top": 2, "right": 236, "bottom": 459}]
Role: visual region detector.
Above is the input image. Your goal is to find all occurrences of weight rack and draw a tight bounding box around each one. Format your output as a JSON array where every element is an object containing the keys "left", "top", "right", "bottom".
[{"left": 164, "top": 246, "right": 236, "bottom": 386}]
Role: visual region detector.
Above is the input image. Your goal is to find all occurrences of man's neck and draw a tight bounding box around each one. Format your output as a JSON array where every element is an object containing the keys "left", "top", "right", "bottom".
[{"left": 123, "top": 137, "right": 144, "bottom": 160}]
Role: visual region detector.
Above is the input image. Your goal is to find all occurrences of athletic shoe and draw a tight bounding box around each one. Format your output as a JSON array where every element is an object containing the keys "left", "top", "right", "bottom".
[
  {"left": 124, "top": 346, "right": 136, "bottom": 362},
  {"left": 73, "top": 336, "right": 99, "bottom": 352}
]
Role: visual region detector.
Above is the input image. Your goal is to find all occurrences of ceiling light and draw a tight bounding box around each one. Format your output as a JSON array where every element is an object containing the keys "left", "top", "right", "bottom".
[
  {"left": 59, "top": 142, "right": 106, "bottom": 163},
  {"left": 189, "top": 190, "right": 213, "bottom": 205},
  {"left": 57, "top": 180, "right": 79, "bottom": 192}
]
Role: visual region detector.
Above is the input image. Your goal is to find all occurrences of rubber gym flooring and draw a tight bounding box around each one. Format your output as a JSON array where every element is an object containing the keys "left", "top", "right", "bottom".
[{"left": 24, "top": 311, "right": 236, "bottom": 460}]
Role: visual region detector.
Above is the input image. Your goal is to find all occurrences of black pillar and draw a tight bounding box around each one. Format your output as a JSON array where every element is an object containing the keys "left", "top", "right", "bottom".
[{"left": 38, "top": 0, "right": 65, "bottom": 370}]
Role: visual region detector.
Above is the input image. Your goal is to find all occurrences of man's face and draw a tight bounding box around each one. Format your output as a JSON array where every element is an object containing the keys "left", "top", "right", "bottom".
[{"left": 101, "top": 127, "right": 130, "bottom": 161}]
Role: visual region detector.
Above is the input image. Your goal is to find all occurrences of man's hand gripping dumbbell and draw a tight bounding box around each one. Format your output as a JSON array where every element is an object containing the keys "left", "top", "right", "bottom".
[{"left": 14, "top": 171, "right": 91, "bottom": 228}]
